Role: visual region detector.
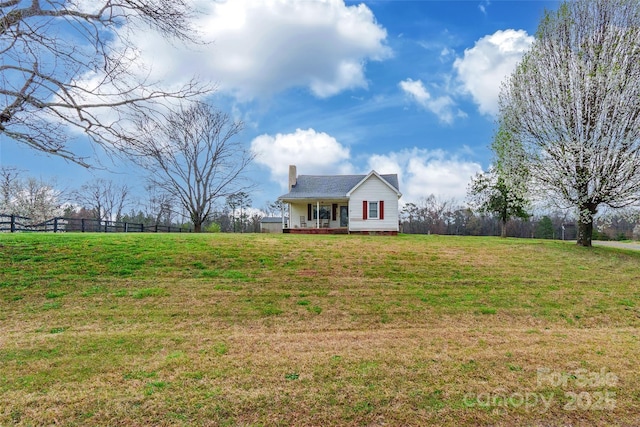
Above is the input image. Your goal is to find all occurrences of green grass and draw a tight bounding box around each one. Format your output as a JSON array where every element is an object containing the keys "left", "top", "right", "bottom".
[{"left": 0, "top": 232, "right": 639, "bottom": 425}]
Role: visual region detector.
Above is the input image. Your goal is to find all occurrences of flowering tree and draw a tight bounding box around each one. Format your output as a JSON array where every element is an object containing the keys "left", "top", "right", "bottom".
[
  {"left": 0, "top": 168, "right": 63, "bottom": 222},
  {"left": 468, "top": 121, "right": 530, "bottom": 238},
  {"left": 467, "top": 167, "right": 529, "bottom": 238},
  {"left": 500, "top": 0, "right": 640, "bottom": 246}
]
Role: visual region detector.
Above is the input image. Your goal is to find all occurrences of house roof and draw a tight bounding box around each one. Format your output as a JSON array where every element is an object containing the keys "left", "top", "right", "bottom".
[
  {"left": 278, "top": 172, "right": 400, "bottom": 200},
  {"left": 261, "top": 217, "right": 286, "bottom": 223},
  {"left": 347, "top": 170, "right": 402, "bottom": 198}
]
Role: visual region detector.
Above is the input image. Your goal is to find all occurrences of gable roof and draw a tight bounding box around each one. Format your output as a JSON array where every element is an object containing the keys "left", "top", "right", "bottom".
[
  {"left": 279, "top": 172, "right": 399, "bottom": 200},
  {"left": 347, "top": 170, "right": 402, "bottom": 198},
  {"left": 260, "top": 217, "right": 287, "bottom": 223}
]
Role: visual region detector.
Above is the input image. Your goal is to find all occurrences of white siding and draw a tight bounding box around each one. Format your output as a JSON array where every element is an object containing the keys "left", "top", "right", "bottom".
[
  {"left": 289, "top": 204, "right": 309, "bottom": 228},
  {"left": 260, "top": 222, "right": 283, "bottom": 233},
  {"left": 348, "top": 175, "right": 399, "bottom": 232}
]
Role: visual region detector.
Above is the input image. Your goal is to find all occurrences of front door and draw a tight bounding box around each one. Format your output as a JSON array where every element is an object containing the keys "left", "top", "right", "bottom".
[{"left": 340, "top": 206, "right": 349, "bottom": 227}]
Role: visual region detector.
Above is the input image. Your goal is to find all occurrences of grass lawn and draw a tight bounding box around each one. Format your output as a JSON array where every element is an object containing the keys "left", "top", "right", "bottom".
[{"left": 0, "top": 233, "right": 639, "bottom": 426}]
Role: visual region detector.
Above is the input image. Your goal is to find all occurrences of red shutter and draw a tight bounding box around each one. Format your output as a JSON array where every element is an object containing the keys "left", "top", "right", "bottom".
[
  {"left": 380, "top": 200, "right": 384, "bottom": 220},
  {"left": 362, "top": 200, "right": 368, "bottom": 220},
  {"left": 307, "top": 204, "right": 312, "bottom": 221}
]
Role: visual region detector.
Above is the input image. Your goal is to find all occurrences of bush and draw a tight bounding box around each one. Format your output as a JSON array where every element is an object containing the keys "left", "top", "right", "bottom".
[
  {"left": 205, "top": 222, "right": 221, "bottom": 233},
  {"left": 615, "top": 232, "right": 628, "bottom": 241},
  {"left": 591, "top": 229, "right": 610, "bottom": 241}
]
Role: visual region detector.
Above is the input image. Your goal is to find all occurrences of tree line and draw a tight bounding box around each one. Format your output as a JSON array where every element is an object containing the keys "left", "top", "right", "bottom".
[
  {"left": 0, "top": 168, "right": 260, "bottom": 233},
  {"left": 3, "top": 166, "right": 639, "bottom": 239},
  {"left": 401, "top": 194, "right": 640, "bottom": 240}
]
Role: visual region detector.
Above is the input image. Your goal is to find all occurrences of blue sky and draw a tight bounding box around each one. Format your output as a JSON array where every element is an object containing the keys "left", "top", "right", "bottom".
[{"left": 0, "top": 0, "right": 560, "bottom": 211}]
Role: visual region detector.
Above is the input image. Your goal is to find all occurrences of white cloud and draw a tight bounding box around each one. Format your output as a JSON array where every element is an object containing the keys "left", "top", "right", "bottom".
[
  {"left": 399, "top": 78, "right": 463, "bottom": 124},
  {"left": 367, "top": 148, "right": 482, "bottom": 203},
  {"left": 143, "top": 0, "right": 390, "bottom": 100},
  {"left": 440, "top": 47, "right": 455, "bottom": 62},
  {"left": 478, "top": 0, "right": 491, "bottom": 16},
  {"left": 453, "top": 29, "right": 533, "bottom": 116},
  {"left": 65, "top": 0, "right": 390, "bottom": 142},
  {"left": 250, "top": 128, "right": 353, "bottom": 189}
]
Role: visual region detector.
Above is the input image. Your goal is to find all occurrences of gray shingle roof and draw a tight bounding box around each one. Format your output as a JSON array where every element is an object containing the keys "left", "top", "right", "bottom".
[
  {"left": 279, "top": 173, "right": 399, "bottom": 200},
  {"left": 261, "top": 217, "right": 286, "bottom": 223}
]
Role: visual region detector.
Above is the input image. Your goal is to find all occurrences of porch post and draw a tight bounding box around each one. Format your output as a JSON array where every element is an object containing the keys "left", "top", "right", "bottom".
[
  {"left": 281, "top": 204, "right": 285, "bottom": 229},
  {"left": 316, "top": 201, "right": 320, "bottom": 228}
]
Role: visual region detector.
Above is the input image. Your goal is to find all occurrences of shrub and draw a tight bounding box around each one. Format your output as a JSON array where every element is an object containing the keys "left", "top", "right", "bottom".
[{"left": 205, "top": 222, "right": 221, "bottom": 233}]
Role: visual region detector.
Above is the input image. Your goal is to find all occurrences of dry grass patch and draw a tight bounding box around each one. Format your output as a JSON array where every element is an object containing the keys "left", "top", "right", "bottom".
[{"left": 1, "top": 233, "right": 639, "bottom": 425}]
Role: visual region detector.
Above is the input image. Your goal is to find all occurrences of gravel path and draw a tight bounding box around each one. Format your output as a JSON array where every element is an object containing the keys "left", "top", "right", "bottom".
[{"left": 592, "top": 240, "right": 640, "bottom": 251}]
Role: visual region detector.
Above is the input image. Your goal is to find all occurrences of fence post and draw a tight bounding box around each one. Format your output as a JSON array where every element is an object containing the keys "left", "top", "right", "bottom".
[
  {"left": 124, "top": 222, "right": 128, "bottom": 233},
  {"left": 141, "top": 223, "right": 144, "bottom": 233},
  {"left": 104, "top": 221, "right": 108, "bottom": 233},
  {"left": 10, "top": 214, "right": 15, "bottom": 233},
  {"left": 81, "top": 219, "right": 85, "bottom": 232},
  {"left": 155, "top": 224, "right": 158, "bottom": 233},
  {"left": 54, "top": 218, "right": 58, "bottom": 233}
]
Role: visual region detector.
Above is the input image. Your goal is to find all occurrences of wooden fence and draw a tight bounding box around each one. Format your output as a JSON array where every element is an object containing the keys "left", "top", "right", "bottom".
[{"left": 0, "top": 214, "right": 192, "bottom": 233}]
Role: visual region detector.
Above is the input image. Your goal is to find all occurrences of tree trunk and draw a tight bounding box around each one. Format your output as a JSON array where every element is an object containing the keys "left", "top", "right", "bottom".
[
  {"left": 576, "top": 206, "right": 595, "bottom": 247},
  {"left": 575, "top": 164, "right": 595, "bottom": 247},
  {"left": 194, "top": 222, "right": 203, "bottom": 233},
  {"left": 500, "top": 219, "right": 507, "bottom": 238}
]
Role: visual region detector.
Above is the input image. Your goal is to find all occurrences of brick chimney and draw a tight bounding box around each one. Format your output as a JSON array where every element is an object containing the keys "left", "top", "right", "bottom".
[{"left": 288, "top": 165, "right": 297, "bottom": 191}]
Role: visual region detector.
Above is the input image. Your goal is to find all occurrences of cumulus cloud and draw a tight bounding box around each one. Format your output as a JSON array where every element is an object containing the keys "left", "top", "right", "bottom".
[
  {"left": 141, "top": 0, "right": 389, "bottom": 100},
  {"left": 399, "top": 79, "right": 462, "bottom": 124},
  {"left": 453, "top": 29, "right": 533, "bottom": 116},
  {"left": 251, "top": 128, "right": 353, "bottom": 189},
  {"left": 368, "top": 148, "right": 482, "bottom": 203}
]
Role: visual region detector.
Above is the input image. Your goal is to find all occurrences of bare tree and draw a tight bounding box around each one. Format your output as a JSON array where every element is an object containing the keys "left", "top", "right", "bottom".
[
  {"left": 1, "top": 0, "right": 208, "bottom": 166},
  {"left": 73, "top": 178, "right": 130, "bottom": 221},
  {"left": 133, "top": 103, "right": 253, "bottom": 232},
  {"left": 418, "top": 195, "right": 457, "bottom": 235},
  {"left": 263, "top": 199, "right": 284, "bottom": 217},
  {"left": 500, "top": 0, "right": 640, "bottom": 246},
  {"left": 144, "top": 184, "right": 175, "bottom": 226}
]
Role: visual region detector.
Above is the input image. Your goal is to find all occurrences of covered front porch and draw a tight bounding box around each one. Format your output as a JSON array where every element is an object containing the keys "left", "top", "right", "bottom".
[
  {"left": 279, "top": 199, "right": 350, "bottom": 233},
  {"left": 283, "top": 227, "right": 349, "bottom": 234}
]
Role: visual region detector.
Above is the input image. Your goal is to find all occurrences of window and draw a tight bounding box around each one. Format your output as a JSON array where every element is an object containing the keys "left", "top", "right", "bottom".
[
  {"left": 368, "top": 201, "right": 378, "bottom": 219},
  {"left": 313, "top": 205, "right": 331, "bottom": 220},
  {"left": 363, "top": 200, "right": 385, "bottom": 220}
]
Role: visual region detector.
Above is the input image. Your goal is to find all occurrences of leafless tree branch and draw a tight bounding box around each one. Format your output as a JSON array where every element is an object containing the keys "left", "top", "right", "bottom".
[{"left": 1, "top": 0, "right": 210, "bottom": 166}]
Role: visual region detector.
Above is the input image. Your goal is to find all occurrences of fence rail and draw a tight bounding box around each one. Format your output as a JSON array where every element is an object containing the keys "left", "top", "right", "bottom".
[{"left": 0, "top": 214, "right": 192, "bottom": 233}]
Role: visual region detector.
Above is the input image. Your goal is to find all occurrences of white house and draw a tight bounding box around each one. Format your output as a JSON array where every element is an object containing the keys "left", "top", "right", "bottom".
[{"left": 278, "top": 165, "right": 401, "bottom": 234}]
